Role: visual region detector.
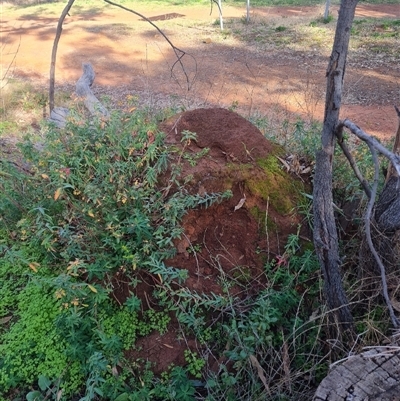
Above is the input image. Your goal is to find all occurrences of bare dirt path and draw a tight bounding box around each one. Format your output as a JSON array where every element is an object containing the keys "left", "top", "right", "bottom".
[{"left": 2, "top": 3, "right": 400, "bottom": 139}]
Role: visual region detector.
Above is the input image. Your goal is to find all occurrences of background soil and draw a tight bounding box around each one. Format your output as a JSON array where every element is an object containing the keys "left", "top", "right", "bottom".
[{"left": 2, "top": 2, "right": 399, "bottom": 139}]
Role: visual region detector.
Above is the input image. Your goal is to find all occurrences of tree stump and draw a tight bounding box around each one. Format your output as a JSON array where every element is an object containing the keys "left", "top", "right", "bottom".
[{"left": 313, "top": 347, "right": 400, "bottom": 400}]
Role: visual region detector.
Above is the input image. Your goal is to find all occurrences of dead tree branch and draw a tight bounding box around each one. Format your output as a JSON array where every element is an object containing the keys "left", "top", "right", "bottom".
[
  {"left": 364, "top": 143, "right": 399, "bottom": 328},
  {"left": 340, "top": 119, "right": 400, "bottom": 176},
  {"left": 338, "top": 118, "right": 400, "bottom": 329},
  {"left": 314, "top": 347, "right": 400, "bottom": 400},
  {"left": 210, "top": 0, "right": 224, "bottom": 30},
  {"left": 49, "top": 63, "right": 109, "bottom": 128},
  {"left": 1, "top": 37, "right": 21, "bottom": 89},
  {"left": 103, "top": 0, "right": 196, "bottom": 90},
  {"left": 49, "top": 0, "right": 76, "bottom": 113}
]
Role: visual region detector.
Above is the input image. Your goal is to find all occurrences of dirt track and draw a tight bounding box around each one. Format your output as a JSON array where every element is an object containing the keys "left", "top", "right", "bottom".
[{"left": 2, "top": 3, "right": 400, "bottom": 139}]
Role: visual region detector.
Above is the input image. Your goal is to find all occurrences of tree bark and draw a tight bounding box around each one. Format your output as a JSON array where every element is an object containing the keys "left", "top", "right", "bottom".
[{"left": 312, "top": 0, "right": 359, "bottom": 331}]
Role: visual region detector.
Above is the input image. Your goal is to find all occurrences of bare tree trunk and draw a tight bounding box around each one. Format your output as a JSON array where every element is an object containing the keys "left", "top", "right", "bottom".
[
  {"left": 313, "top": 0, "right": 359, "bottom": 332},
  {"left": 49, "top": 0, "right": 76, "bottom": 113}
]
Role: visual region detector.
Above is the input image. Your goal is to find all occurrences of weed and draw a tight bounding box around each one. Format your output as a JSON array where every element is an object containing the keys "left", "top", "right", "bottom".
[
  {"left": 310, "top": 14, "right": 334, "bottom": 26},
  {"left": 184, "top": 350, "right": 206, "bottom": 379}
]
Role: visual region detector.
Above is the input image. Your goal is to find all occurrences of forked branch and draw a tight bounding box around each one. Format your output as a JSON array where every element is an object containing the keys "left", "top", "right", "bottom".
[
  {"left": 339, "top": 119, "right": 400, "bottom": 176},
  {"left": 103, "top": 0, "right": 197, "bottom": 90},
  {"left": 336, "top": 117, "right": 400, "bottom": 329}
]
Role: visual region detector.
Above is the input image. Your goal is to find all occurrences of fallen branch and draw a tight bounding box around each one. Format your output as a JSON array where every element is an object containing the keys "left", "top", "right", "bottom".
[
  {"left": 49, "top": 63, "right": 109, "bottom": 128},
  {"left": 75, "top": 63, "right": 109, "bottom": 118},
  {"left": 103, "top": 0, "right": 197, "bottom": 90}
]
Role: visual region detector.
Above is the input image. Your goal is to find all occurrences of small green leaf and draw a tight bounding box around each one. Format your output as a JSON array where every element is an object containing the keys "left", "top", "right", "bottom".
[
  {"left": 38, "top": 375, "right": 51, "bottom": 391},
  {"left": 26, "top": 391, "right": 43, "bottom": 401},
  {"left": 114, "top": 393, "right": 130, "bottom": 401}
]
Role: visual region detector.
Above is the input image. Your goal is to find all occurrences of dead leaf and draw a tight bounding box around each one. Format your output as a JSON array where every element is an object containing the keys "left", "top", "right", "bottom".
[
  {"left": 56, "top": 389, "right": 63, "bottom": 401},
  {"left": 88, "top": 210, "right": 95, "bottom": 218},
  {"left": 0, "top": 316, "right": 12, "bottom": 324},
  {"left": 147, "top": 131, "right": 155, "bottom": 144},
  {"left": 41, "top": 173, "right": 49, "bottom": 180},
  {"left": 54, "top": 187, "right": 63, "bottom": 201},
  {"left": 277, "top": 156, "right": 290, "bottom": 172},
  {"left": 29, "top": 262, "right": 40, "bottom": 273},
  {"left": 234, "top": 194, "right": 246, "bottom": 211},
  {"left": 87, "top": 284, "right": 97, "bottom": 293},
  {"left": 249, "top": 354, "right": 271, "bottom": 395},
  {"left": 163, "top": 344, "right": 174, "bottom": 349}
]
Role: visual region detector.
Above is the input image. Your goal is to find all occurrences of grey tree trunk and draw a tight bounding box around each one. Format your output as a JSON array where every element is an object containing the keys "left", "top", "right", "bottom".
[{"left": 312, "top": 0, "right": 359, "bottom": 331}]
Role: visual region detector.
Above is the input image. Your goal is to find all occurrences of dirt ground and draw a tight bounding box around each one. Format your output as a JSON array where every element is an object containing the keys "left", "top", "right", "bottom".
[{"left": 2, "top": 3, "right": 400, "bottom": 139}]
